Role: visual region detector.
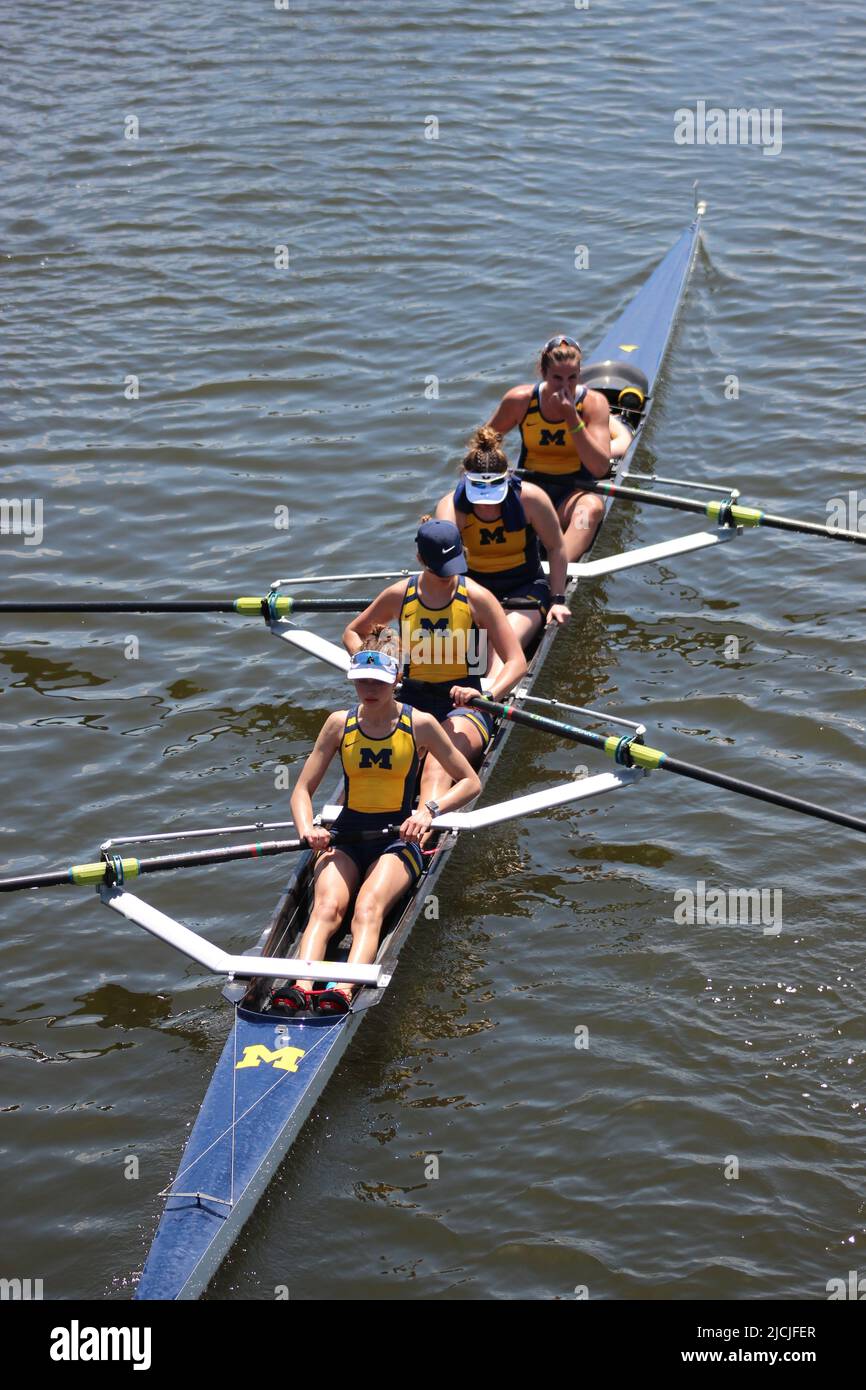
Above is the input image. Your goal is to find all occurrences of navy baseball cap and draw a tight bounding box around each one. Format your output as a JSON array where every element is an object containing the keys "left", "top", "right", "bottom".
[{"left": 415, "top": 519, "right": 468, "bottom": 577}]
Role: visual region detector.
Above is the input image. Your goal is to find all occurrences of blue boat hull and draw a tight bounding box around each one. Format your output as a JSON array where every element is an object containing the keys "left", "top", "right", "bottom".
[{"left": 136, "top": 1006, "right": 358, "bottom": 1299}]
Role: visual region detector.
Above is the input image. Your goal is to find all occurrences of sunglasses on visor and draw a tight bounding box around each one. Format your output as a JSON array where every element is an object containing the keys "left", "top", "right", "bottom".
[{"left": 543, "top": 335, "right": 581, "bottom": 352}]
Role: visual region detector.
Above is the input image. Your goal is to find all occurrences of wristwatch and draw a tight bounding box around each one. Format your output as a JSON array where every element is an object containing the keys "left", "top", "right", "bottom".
[
  {"left": 424, "top": 799, "right": 441, "bottom": 818},
  {"left": 551, "top": 594, "right": 566, "bottom": 604}
]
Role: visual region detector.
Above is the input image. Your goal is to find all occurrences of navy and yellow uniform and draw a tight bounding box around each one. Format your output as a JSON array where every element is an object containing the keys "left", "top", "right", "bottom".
[
  {"left": 453, "top": 476, "right": 550, "bottom": 617},
  {"left": 518, "top": 383, "right": 611, "bottom": 507},
  {"left": 332, "top": 704, "right": 423, "bottom": 882},
  {"left": 398, "top": 575, "right": 494, "bottom": 745}
]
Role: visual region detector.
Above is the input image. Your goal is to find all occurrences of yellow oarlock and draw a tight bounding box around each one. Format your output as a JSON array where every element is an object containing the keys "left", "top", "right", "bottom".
[
  {"left": 69, "top": 857, "right": 141, "bottom": 885},
  {"left": 706, "top": 501, "right": 764, "bottom": 528},
  {"left": 603, "top": 737, "right": 666, "bottom": 771},
  {"left": 232, "top": 595, "right": 295, "bottom": 617}
]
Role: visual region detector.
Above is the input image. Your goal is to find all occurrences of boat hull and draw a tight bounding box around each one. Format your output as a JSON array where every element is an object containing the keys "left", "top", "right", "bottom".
[{"left": 136, "top": 1007, "right": 360, "bottom": 1300}]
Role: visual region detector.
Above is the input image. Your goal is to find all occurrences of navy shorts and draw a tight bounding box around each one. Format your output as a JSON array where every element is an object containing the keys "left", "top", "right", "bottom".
[
  {"left": 398, "top": 680, "right": 495, "bottom": 748},
  {"left": 521, "top": 467, "right": 610, "bottom": 510},
  {"left": 475, "top": 574, "right": 552, "bottom": 619},
  {"left": 330, "top": 813, "right": 424, "bottom": 885}
]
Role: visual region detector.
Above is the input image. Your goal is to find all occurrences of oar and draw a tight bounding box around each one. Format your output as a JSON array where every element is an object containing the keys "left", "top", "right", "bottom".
[
  {"left": 574, "top": 479, "right": 866, "bottom": 547},
  {"left": 0, "top": 594, "right": 540, "bottom": 616},
  {"left": 470, "top": 696, "right": 866, "bottom": 835},
  {"left": 0, "top": 827, "right": 398, "bottom": 893},
  {"left": 0, "top": 596, "right": 361, "bottom": 615}
]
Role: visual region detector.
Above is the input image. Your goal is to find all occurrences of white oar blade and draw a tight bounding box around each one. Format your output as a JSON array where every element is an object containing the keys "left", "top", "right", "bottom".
[
  {"left": 551, "top": 527, "right": 738, "bottom": 580},
  {"left": 434, "top": 769, "right": 643, "bottom": 829},
  {"left": 102, "top": 889, "right": 383, "bottom": 984},
  {"left": 269, "top": 622, "right": 350, "bottom": 671}
]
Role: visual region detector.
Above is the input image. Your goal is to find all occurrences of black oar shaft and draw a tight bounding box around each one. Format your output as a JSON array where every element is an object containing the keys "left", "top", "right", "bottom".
[
  {"left": 0, "top": 597, "right": 540, "bottom": 614},
  {"left": 0, "top": 599, "right": 363, "bottom": 614},
  {"left": 570, "top": 480, "right": 866, "bottom": 547},
  {"left": 594, "top": 482, "right": 707, "bottom": 518},
  {"left": 471, "top": 696, "right": 866, "bottom": 836},
  {"left": 654, "top": 753, "right": 866, "bottom": 834},
  {"left": 757, "top": 512, "right": 864, "bottom": 543},
  {"left": 0, "top": 827, "right": 398, "bottom": 893}
]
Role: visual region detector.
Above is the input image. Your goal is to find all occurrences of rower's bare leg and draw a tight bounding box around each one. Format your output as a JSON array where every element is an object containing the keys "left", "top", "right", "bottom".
[
  {"left": 337, "top": 854, "right": 416, "bottom": 1000},
  {"left": 417, "top": 715, "right": 486, "bottom": 809},
  {"left": 294, "top": 850, "right": 358, "bottom": 993},
  {"left": 558, "top": 490, "right": 606, "bottom": 562},
  {"left": 486, "top": 609, "right": 543, "bottom": 683}
]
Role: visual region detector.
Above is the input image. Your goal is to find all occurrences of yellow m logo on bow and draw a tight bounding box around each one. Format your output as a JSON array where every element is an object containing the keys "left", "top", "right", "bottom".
[{"left": 236, "top": 1044, "right": 306, "bottom": 1073}]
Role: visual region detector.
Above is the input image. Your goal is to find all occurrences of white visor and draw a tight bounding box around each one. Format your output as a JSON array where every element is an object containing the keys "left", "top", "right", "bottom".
[
  {"left": 464, "top": 471, "right": 509, "bottom": 504},
  {"left": 347, "top": 649, "right": 400, "bottom": 683}
]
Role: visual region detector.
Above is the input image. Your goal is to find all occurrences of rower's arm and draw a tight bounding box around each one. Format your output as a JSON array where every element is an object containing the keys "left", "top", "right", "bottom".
[
  {"left": 433, "top": 491, "right": 458, "bottom": 525},
  {"left": 523, "top": 486, "right": 569, "bottom": 597},
  {"left": 414, "top": 714, "right": 481, "bottom": 810},
  {"left": 467, "top": 582, "right": 527, "bottom": 698},
  {"left": 342, "top": 582, "right": 403, "bottom": 653},
  {"left": 487, "top": 385, "right": 532, "bottom": 437},
  {"left": 290, "top": 712, "right": 344, "bottom": 837},
  {"left": 571, "top": 390, "right": 613, "bottom": 477}
]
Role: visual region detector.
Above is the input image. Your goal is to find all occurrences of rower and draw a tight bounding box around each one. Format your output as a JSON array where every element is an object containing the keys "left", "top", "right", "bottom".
[
  {"left": 486, "top": 335, "right": 633, "bottom": 562},
  {"left": 285, "top": 635, "right": 480, "bottom": 1015},
  {"left": 433, "top": 423, "right": 571, "bottom": 679},
  {"left": 343, "top": 518, "right": 526, "bottom": 813}
]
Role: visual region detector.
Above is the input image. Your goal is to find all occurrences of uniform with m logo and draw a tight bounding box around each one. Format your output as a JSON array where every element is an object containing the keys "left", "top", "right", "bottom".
[
  {"left": 539, "top": 427, "right": 566, "bottom": 447},
  {"left": 399, "top": 575, "right": 483, "bottom": 681},
  {"left": 340, "top": 704, "right": 419, "bottom": 814},
  {"left": 518, "top": 382, "right": 589, "bottom": 476},
  {"left": 358, "top": 745, "right": 393, "bottom": 770},
  {"left": 453, "top": 475, "right": 543, "bottom": 593},
  {"left": 478, "top": 524, "right": 507, "bottom": 547}
]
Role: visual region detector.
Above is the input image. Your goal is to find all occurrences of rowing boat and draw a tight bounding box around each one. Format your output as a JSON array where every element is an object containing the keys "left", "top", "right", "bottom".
[{"left": 130, "top": 205, "right": 708, "bottom": 1299}]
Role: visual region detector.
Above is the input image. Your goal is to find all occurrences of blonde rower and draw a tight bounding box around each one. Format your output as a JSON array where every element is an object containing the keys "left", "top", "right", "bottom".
[{"left": 487, "top": 334, "right": 633, "bottom": 562}]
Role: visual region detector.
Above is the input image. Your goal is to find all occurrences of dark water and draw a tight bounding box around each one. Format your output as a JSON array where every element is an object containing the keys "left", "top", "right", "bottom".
[{"left": 2, "top": 0, "right": 864, "bottom": 1300}]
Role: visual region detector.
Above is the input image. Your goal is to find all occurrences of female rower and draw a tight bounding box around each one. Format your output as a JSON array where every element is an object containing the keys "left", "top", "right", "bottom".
[
  {"left": 486, "top": 335, "right": 632, "bottom": 562},
  {"left": 342, "top": 518, "right": 527, "bottom": 813},
  {"left": 433, "top": 423, "right": 571, "bottom": 678},
  {"left": 285, "top": 634, "right": 480, "bottom": 1015}
]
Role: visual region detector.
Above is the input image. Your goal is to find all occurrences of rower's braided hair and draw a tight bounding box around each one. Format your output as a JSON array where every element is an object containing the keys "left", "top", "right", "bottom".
[{"left": 461, "top": 424, "right": 508, "bottom": 473}]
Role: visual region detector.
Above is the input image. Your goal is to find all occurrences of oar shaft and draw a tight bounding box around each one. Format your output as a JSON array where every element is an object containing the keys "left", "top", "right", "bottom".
[
  {"left": 752, "top": 511, "right": 866, "bottom": 544},
  {"left": 594, "top": 481, "right": 707, "bottom": 518},
  {"left": 655, "top": 753, "right": 866, "bottom": 834},
  {"left": 0, "top": 827, "right": 399, "bottom": 893},
  {"left": 581, "top": 480, "right": 866, "bottom": 547},
  {"left": 471, "top": 696, "right": 866, "bottom": 836},
  {"left": 0, "top": 595, "right": 540, "bottom": 615},
  {"left": 0, "top": 601, "right": 238, "bottom": 613},
  {"left": 0, "top": 598, "right": 364, "bottom": 614}
]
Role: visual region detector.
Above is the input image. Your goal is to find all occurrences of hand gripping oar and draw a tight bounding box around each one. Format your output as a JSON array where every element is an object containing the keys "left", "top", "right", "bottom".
[{"left": 470, "top": 696, "right": 866, "bottom": 836}]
